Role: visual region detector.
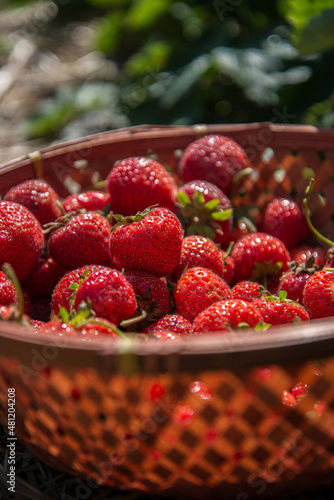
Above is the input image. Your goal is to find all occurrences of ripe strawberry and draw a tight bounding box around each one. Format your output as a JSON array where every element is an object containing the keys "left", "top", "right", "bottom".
[
  {"left": 51, "top": 265, "right": 104, "bottom": 315},
  {"left": 224, "top": 217, "right": 253, "bottom": 247},
  {"left": 62, "top": 190, "right": 111, "bottom": 213},
  {"left": 220, "top": 248, "right": 234, "bottom": 285},
  {"left": 289, "top": 246, "right": 327, "bottom": 267},
  {"left": 34, "top": 318, "right": 119, "bottom": 338},
  {"left": 73, "top": 267, "right": 137, "bottom": 325},
  {"left": 107, "top": 157, "right": 177, "bottom": 216},
  {"left": 302, "top": 269, "right": 334, "bottom": 319},
  {"left": 231, "top": 232, "right": 290, "bottom": 284},
  {"left": 0, "top": 271, "right": 17, "bottom": 307},
  {"left": 231, "top": 281, "right": 263, "bottom": 302},
  {"left": 177, "top": 180, "right": 233, "bottom": 247},
  {"left": 0, "top": 201, "right": 44, "bottom": 280},
  {"left": 193, "top": 299, "right": 263, "bottom": 333},
  {"left": 152, "top": 330, "right": 184, "bottom": 342},
  {"left": 253, "top": 297, "right": 310, "bottom": 325},
  {"left": 143, "top": 314, "right": 193, "bottom": 335},
  {"left": 48, "top": 212, "right": 111, "bottom": 270},
  {"left": 123, "top": 270, "right": 171, "bottom": 324},
  {"left": 170, "top": 235, "right": 223, "bottom": 282},
  {"left": 179, "top": 134, "right": 248, "bottom": 196},
  {"left": 260, "top": 198, "right": 309, "bottom": 249},
  {"left": 22, "top": 256, "right": 66, "bottom": 298},
  {"left": 278, "top": 272, "right": 312, "bottom": 304},
  {"left": 4, "top": 179, "right": 63, "bottom": 225},
  {"left": 174, "top": 267, "right": 231, "bottom": 322},
  {"left": 110, "top": 207, "right": 183, "bottom": 277}
]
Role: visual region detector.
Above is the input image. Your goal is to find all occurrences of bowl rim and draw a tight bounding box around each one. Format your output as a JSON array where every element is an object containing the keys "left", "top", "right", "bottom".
[
  {"left": 1, "top": 122, "right": 334, "bottom": 374},
  {"left": 0, "top": 317, "right": 334, "bottom": 373}
]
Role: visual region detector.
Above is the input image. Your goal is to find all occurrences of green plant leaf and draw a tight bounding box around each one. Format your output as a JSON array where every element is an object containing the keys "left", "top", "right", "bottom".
[{"left": 295, "top": 8, "right": 334, "bottom": 53}]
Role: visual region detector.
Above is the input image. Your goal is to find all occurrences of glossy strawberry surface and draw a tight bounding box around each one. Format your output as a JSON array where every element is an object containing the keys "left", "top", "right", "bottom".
[
  {"left": 231, "top": 232, "right": 290, "bottom": 283},
  {"left": 110, "top": 207, "right": 183, "bottom": 277},
  {"left": 260, "top": 198, "right": 309, "bottom": 249},
  {"left": 4, "top": 179, "right": 63, "bottom": 225},
  {"left": 179, "top": 134, "right": 248, "bottom": 196},
  {"left": 0, "top": 201, "right": 44, "bottom": 280},
  {"left": 303, "top": 269, "right": 334, "bottom": 319},
  {"left": 174, "top": 267, "right": 231, "bottom": 322},
  {"left": 253, "top": 298, "right": 310, "bottom": 325},
  {"left": 193, "top": 299, "right": 263, "bottom": 333},
  {"left": 48, "top": 212, "right": 111, "bottom": 270},
  {"left": 170, "top": 235, "right": 223, "bottom": 282},
  {"left": 62, "top": 190, "right": 111, "bottom": 213},
  {"left": 107, "top": 156, "right": 177, "bottom": 216},
  {"left": 74, "top": 267, "right": 137, "bottom": 325}
]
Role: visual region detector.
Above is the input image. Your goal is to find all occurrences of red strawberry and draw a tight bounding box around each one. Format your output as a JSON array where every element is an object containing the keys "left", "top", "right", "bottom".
[
  {"left": 22, "top": 256, "right": 66, "bottom": 298},
  {"left": 179, "top": 135, "right": 248, "bottom": 196},
  {"left": 110, "top": 207, "right": 183, "bottom": 277},
  {"left": 0, "top": 271, "right": 17, "bottom": 307},
  {"left": 48, "top": 212, "right": 111, "bottom": 270},
  {"left": 231, "top": 232, "right": 290, "bottom": 284},
  {"left": 289, "top": 246, "right": 327, "bottom": 267},
  {"left": 278, "top": 255, "right": 321, "bottom": 303},
  {"left": 174, "top": 267, "right": 231, "bottom": 322},
  {"left": 79, "top": 318, "right": 119, "bottom": 337},
  {"left": 170, "top": 235, "right": 223, "bottom": 282},
  {"left": 220, "top": 249, "right": 234, "bottom": 285},
  {"left": 4, "top": 179, "right": 63, "bottom": 225},
  {"left": 260, "top": 198, "right": 309, "bottom": 249},
  {"left": 62, "top": 190, "right": 111, "bottom": 213},
  {"left": 123, "top": 270, "right": 171, "bottom": 324},
  {"left": 152, "top": 330, "right": 184, "bottom": 342},
  {"left": 177, "top": 180, "right": 233, "bottom": 247},
  {"left": 34, "top": 319, "right": 118, "bottom": 338},
  {"left": 231, "top": 281, "right": 263, "bottom": 302},
  {"left": 278, "top": 272, "right": 312, "bottom": 304},
  {"left": 253, "top": 297, "right": 310, "bottom": 325},
  {"left": 107, "top": 157, "right": 177, "bottom": 216},
  {"left": 51, "top": 265, "right": 104, "bottom": 315},
  {"left": 143, "top": 314, "right": 193, "bottom": 335},
  {"left": 225, "top": 217, "right": 253, "bottom": 246},
  {"left": 302, "top": 269, "right": 334, "bottom": 319},
  {"left": 0, "top": 201, "right": 44, "bottom": 280},
  {"left": 73, "top": 267, "right": 137, "bottom": 325},
  {"left": 193, "top": 299, "right": 263, "bottom": 333}
]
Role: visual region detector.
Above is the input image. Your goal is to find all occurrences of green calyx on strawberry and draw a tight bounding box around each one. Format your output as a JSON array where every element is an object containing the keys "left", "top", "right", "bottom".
[
  {"left": 177, "top": 190, "right": 233, "bottom": 241},
  {"left": 42, "top": 208, "right": 86, "bottom": 235},
  {"left": 253, "top": 289, "right": 310, "bottom": 325},
  {"left": 57, "top": 303, "right": 124, "bottom": 338},
  {"left": 111, "top": 204, "right": 159, "bottom": 229},
  {"left": 110, "top": 206, "right": 184, "bottom": 277}
]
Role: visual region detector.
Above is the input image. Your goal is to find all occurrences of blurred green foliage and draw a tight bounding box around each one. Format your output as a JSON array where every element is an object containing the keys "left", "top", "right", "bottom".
[{"left": 4, "top": 0, "right": 334, "bottom": 139}]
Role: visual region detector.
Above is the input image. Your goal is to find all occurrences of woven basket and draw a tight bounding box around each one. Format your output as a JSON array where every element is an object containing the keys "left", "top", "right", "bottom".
[{"left": 1, "top": 123, "right": 334, "bottom": 499}]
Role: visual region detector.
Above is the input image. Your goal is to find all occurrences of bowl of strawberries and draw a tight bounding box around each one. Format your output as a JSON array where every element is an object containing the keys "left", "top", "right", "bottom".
[{"left": 0, "top": 123, "right": 334, "bottom": 499}]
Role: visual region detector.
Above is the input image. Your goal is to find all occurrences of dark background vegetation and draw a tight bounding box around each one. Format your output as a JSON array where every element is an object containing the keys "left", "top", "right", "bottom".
[{"left": 1, "top": 0, "right": 334, "bottom": 160}]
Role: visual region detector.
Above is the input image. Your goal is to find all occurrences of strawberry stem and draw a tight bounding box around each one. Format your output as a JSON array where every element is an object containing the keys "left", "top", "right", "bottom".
[
  {"left": 56, "top": 199, "right": 66, "bottom": 216},
  {"left": 230, "top": 167, "right": 254, "bottom": 201},
  {"left": 303, "top": 178, "right": 333, "bottom": 247},
  {"left": 2, "top": 263, "right": 24, "bottom": 322},
  {"left": 120, "top": 310, "right": 147, "bottom": 328}
]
